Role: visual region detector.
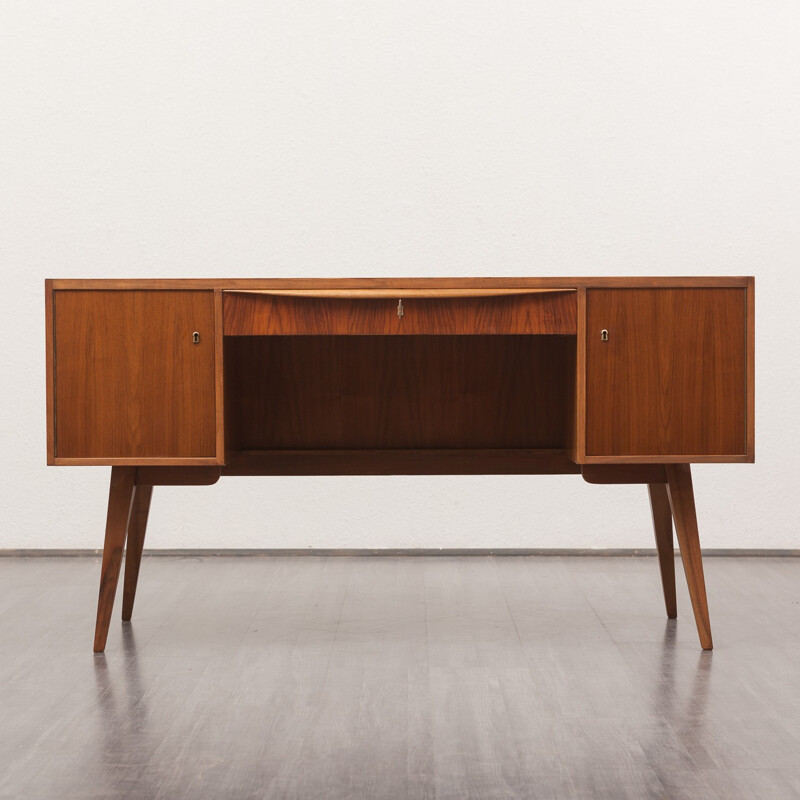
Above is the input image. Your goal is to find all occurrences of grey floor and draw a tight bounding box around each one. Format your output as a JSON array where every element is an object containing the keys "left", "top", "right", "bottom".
[{"left": 1, "top": 556, "right": 799, "bottom": 799}]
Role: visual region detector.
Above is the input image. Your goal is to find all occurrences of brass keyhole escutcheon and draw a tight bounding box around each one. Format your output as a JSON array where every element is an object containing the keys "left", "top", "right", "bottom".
[
  {"left": 397, "top": 299, "right": 404, "bottom": 319},
  {"left": 192, "top": 331, "right": 200, "bottom": 344},
  {"left": 601, "top": 329, "right": 609, "bottom": 342}
]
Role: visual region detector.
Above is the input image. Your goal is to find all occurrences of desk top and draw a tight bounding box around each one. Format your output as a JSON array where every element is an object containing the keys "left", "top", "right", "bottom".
[{"left": 48, "top": 276, "right": 751, "bottom": 291}]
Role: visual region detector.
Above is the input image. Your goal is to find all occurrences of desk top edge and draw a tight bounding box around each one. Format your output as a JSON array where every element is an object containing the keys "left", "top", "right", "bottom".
[{"left": 47, "top": 277, "right": 753, "bottom": 290}]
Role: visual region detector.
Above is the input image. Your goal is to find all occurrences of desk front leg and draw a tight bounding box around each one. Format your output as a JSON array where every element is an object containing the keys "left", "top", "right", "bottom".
[{"left": 94, "top": 466, "right": 136, "bottom": 652}]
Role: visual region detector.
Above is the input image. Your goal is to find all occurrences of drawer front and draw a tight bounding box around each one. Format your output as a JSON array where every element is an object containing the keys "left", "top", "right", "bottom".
[{"left": 223, "top": 290, "right": 577, "bottom": 335}]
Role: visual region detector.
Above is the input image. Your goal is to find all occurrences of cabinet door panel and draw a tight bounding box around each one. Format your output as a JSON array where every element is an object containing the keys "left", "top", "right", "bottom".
[
  {"left": 54, "top": 290, "right": 216, "bottom": 460},
  {"left": 586, "top": 288, "right": 746, "bottom": 458}
]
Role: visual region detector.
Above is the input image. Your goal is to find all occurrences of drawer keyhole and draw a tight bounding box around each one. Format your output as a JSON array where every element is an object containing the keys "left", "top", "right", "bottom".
[
  {"left": 192, "top": 331, "right": 200, "bottom": 344},
  {"left": 600, "top": 329, "right": 609, "bottom": 342},
  {"left": 397, "top": 299, "right": 404, "bottom": 319}
]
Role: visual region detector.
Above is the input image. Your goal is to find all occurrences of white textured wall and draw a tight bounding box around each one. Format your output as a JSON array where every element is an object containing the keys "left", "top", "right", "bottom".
[{"left": 1, "top": 1, "right": 798, "bottom": 549}]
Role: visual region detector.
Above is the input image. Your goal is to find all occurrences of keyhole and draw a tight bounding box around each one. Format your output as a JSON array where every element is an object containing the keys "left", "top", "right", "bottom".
[
  {"left": 192, "top": 331, "right": 200, "bottom": 344},
  {"left": 600, "top": 329, "right": 609, "bottom": 342},
  {"left": 397, "top": 299, "right": 404, "bottom": 319}
]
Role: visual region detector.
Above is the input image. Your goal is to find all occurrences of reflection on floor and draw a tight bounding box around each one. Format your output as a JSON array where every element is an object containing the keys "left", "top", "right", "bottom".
[{"left": 1, "top": 556, "right": 799, "bottom": 799}]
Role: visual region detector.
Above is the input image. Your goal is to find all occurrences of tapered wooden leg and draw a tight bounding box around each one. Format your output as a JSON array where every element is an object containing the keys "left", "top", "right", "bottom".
[
  {"left": 665, "top": 464, "right": 713, "bottom": 651},
  {"left": 94, "top": 466, "right": 137, "bottom": 652},
  {"left": 122, "top": 484, "right": 153, "bottom": 622},
  {"left": 648, "top": 483, "right": 677, "bottom": 619}
]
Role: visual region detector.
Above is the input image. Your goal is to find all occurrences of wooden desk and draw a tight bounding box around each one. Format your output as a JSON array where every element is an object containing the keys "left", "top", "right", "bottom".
[{"left": 45, "top": 277, "right": 755, "bottom": 652}]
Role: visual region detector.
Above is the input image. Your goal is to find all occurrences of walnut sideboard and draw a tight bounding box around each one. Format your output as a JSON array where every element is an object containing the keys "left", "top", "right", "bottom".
[{"left": 45, "top": 277, "right": 755, "bottom": 652}]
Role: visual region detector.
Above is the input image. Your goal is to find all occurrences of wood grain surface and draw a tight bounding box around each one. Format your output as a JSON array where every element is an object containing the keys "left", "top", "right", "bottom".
[
  {"left": 648, "top": 483, "right": 677, "bottom": 619},
  {"left": 45, "top": 280, "right": 55, "bottom": 464},
  {"left": 121, "top": 484, "right": 153, "bottom": 622},
  {"left": 50, "top": 276, "right": 751, "bottom": 290},
  {"left": 93, "top": 466, "right": 136, "bottom": 652},
  {"left": 230, "top": 288, "right": 576, "bottom": 298},
  {"left": 572, "top": 286, "right": 587, "bottom": 462},
  {"left": 224, "top": 335, "right": 576, "bottom": 451},
  {"left": 666, "top": 463, "right": 713, "bottom": 649},
  {"left": 214, "top": 289, "right": 226, "bottom": 461},
  {"left": 223, "top": 291, "right": 577, "bottom": 336},
  {"left": 54, "top": 290, "right": 217, "bottom": 460},
  {"left": 581, "top": 464, "right": 667, "bottom": 484},
  {"left": 585, "top": 288, "right": 747, "bottom": 459},
  {"left": 746, "top": 276, "right": 755, "bottom": 459},
  {"left": 223, "top": 449, "right": 581, "bottom": 476},
  {"left": 46, "top": 278, "right": 754, "bottom": 467}
]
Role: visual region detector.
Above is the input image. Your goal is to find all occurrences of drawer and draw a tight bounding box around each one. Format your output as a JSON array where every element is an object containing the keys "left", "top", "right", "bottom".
[{"left": 223, "top": 289, "right": 577, "bottom": 335}]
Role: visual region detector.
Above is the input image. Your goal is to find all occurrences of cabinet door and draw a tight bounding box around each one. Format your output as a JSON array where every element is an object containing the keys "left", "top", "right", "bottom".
[
  {"left": 585, "top": 288, "right": 748, "bottom": 460},
  {"left": 54, "top": 290, "right": 216, "bottom": 461}
]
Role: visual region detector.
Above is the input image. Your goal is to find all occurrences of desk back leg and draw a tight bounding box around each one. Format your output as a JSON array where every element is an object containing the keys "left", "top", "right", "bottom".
[
  {"left": 665, "top": 464, "right": 713, "bottom": 651},
  {"left": 122, "top": 483, "right": 153, "bottom": 622},
  {"left": 648, "top": 483, "right": 677, "bottom": 619},
  {"left": 94, "top": 466, "right": 136, "bottom": 652}
]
